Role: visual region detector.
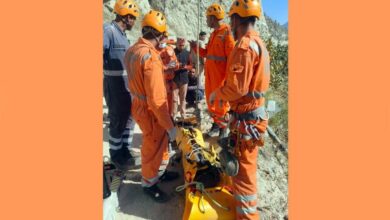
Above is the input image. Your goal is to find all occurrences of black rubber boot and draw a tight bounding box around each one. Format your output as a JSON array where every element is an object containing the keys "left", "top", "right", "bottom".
[
  {"left": 109, "top": 148, "right": 140, "bottom": 171},
  {"left": 159, "top": 170, "right": 180, "bottom": 182},
  {"left": 103, "top": 169, "right": 111, "bottom": 199},
  {"left": 143, "top": 184, "right": 170, "bottom": 203}
]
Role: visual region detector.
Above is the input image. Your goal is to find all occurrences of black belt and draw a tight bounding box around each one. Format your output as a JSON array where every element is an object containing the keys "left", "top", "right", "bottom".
[{"left": 232, "top": 106, "right": 268, "bottom": 121}]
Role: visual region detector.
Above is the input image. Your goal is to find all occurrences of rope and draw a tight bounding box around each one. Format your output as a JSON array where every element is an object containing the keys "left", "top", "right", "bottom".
[
  {"left": 186, "top": 146, "right": 202, "bottom": 161},
  {"left": 176, "top": 181, "right": 230, "bottom": 212}
]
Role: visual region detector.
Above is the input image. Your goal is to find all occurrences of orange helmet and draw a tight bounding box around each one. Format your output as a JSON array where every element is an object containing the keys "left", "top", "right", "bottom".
[
  {"left": 206, "top": 3, "right": 225, "bottom": 20},
  {"left": 142, "top": 10, "right": 168, "bottom": 34},
  {"left": 229, "top": 0, "right": 262, "bottom": 19},
  {"left": 114, "top": 0, "right": 140, "bottom": 17}
]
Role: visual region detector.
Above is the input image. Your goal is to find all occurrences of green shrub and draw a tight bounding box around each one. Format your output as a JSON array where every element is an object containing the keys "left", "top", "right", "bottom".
[{"left": 265, "top": 39, "right": 288, "bottom": 143}]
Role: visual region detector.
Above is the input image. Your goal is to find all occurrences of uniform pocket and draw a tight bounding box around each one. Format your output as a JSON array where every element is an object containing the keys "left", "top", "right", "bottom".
[
  {"left": 229, "top": 62, "right": 244, "bottom": 74},
  {"left": 133, "top": 107, "right": 153, "bottom": 137}
]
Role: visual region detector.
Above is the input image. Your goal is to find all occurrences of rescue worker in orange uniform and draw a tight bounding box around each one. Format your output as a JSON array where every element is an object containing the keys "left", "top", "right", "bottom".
[
  {"left": 158, "top": 36, "right": 180, "bottom": 165},
  {"left": 189, "top": 3, "right": 235, "bottom": 137},
  {"left": 158, "top": 38, "right": 179, "bottom": 116},
  {"left": 210, "top": 0, "right": 270, "bottom": 219},
  {"left": 124, "top": 10, "right": 179, "bottom": 203}
]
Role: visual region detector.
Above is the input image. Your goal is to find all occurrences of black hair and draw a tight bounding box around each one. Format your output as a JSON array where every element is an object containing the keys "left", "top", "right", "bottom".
[
  {"left": 115, "top": 14, "right": 122, "bottom": 22},
  {"left": 142, "top": 27, "right": 162, "bottom": 40},
  {"left": 115, "top": 13, "right": 136, "bottom": 21},
  {"left": 231, "top": 14, "right": 257, "bottom": 26}
]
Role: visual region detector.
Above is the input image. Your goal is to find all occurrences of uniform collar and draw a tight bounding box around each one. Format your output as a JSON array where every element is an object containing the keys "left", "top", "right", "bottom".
[
  {"left": 112, "top": 21, "right": 126, "bottom": 36},
  {"left": 138, "top": 37, "right": 158, "bottom": 52},
  {"left": 215, "top": 23, "right": 228, "bottom": 32},
  {"left": 236, "top": 29, "right": 258, "bottom": 43},
  {"left": 244, "top": 29, "right": 258, "bottom": 38}
]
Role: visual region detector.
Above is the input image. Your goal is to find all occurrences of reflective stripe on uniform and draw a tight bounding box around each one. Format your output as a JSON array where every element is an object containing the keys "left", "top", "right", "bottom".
[
  {"left": 233, "top": 105, "right": 268, "bottom": 121},
  {"left": 103, "top": 70, "right": 126, "bottom": 76},
  {"left": 161, "top": 159, "right": 169, "bottom": 166},
  {"left": 141, "top": 175, "right": 160, "bottom": 187},
  {"left": 158, "top": 159, "right": 169, "bottom": 175},
  {"left": 236, "top": 206, "right": 257, "bottom": 215},
  {"left": 108, "top": 135, "right": 122, "bottom": 150},
  {"left": 206, "top": 55, "right": 226, "bottom": 61},
  {"left": 235, "top": 194, "right": 257, "bottom": 203},
  {"left": 249, "top": 40, "right": 261, "bottom": 56},
  {"left": 141, "top": 53, "right": 151, "bottom": 64},
  {"left": 245, "top": 91, "right": 265, "bottom": 99},
  {"left": 126, "top": 51, "right": 137, "bottom": 80},
  {"left": 131, "top": 92, "right": 147, "bottom": 100},
  {"left": 109, "top": 135, "right": 122, "bottom": 143}
]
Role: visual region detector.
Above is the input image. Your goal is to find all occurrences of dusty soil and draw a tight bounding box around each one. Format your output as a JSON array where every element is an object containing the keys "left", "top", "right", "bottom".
[{"left": 103, "top": 99, "right": 288, "bottom": 220}]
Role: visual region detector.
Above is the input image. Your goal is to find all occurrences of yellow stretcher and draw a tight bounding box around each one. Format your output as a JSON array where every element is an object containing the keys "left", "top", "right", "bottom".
[{"left": 175, "top": 122, "right": 236, "bottom": 220}]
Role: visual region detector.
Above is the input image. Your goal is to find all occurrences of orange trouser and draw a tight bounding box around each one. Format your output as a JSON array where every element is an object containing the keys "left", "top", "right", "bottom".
[
  {"left": 205, "top": 72, "right": 229, "bottom": 127},
  {"left": 163, "top": 81, "right": 174, "bottom": 163},
  {"left": 233, "top": 144, "right": 259, "bottom": 220},
  {"left": 132, "top": 100, "right": 169, "bottom": 187},
  {"left": 231, "top": 118, "right": 268, "bottom": 220}
]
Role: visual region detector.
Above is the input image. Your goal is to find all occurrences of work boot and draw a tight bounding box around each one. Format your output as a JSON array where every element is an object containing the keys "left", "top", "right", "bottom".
[
  {"left": 208, "top": 123, "right": 220, "bottom": 137},
  {"left": 121, "top": 147, "right": 141, "bottom": 167},
  {"left": 109, "top": 148, "right": 141, "bottom": 171},
  {"left": 120, "top": 146, "right": 135, "bottom": 158},
  {"left": 143, "top": 184, "right": 170, "bottom": 203},
  {"left": 159, "top": 170, "right": 179, "bottom": 182}
]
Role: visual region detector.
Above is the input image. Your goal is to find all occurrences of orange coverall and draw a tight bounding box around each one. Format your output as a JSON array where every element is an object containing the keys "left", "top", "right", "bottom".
[
  {"left": 215, "top": 30, "right": 270, "bottom": 220},
  {"left": 124, "top": 38, "right": 174, "bottom": 187},
  {"left": 159, "top": 45, "right": 179, "bottom": 116},
  {"left": 193, "top": 23, "right": 235, "bottom": 127}
]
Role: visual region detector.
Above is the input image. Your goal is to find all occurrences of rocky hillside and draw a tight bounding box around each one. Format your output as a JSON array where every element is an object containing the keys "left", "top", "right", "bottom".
[
  {"left": 264, "top": 14, "right": 288, "bottom": 43},
  {"left": 103, "top": 0, "right": 270, "bottom": 43},
  {"left": 103, "top": 1, "right": 288, "bottom": 219},
  {"left": 282, "top": 22, "right": 288, "bottom": 29}
]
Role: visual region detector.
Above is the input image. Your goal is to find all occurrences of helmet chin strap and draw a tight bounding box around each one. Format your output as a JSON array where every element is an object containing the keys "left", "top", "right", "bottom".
[
  {"left": 149, "top": 29, "right": 163, "bottom": 44},
  {"left": 143, "top": 28, "right": 164, "bottom": 47}
]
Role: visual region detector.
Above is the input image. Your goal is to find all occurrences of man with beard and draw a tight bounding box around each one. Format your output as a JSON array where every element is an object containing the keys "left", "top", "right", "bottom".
[{"left": 103, "top": 0, "right": 140, "bottom": 170}]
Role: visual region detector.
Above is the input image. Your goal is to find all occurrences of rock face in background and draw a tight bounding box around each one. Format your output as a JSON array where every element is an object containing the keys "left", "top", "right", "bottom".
[
  {"left": 265, "top": 14, "right": 288, "bottom": 43},
  {"left": 104, "top": 0, "right": 152, "bottom": 43},
  {"left": 103, "top": 0, "right": 272, "bottom": 43},
  {"left": 103, "top": 1, "right": 288, "bottom": 219}
]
